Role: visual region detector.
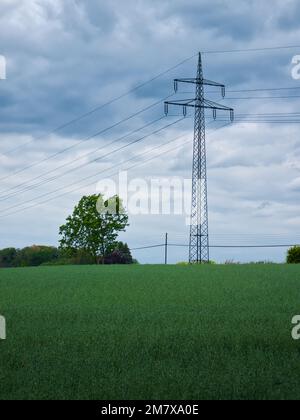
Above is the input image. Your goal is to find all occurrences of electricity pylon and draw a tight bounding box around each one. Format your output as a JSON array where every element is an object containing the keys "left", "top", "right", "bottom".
[{"left": 165, "top": 52, "right": 234, "bottom": 264}]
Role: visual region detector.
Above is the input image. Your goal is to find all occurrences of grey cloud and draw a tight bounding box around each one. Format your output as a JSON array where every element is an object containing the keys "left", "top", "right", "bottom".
[
  {"left": 164, "top": 0, "right": 263, "bottom": 40},
  {"left": 276, "top": 0, "right": 300, "bottom": 31},
  {"left": 0, "top": 0, "right": 300, "bottom": 262}
]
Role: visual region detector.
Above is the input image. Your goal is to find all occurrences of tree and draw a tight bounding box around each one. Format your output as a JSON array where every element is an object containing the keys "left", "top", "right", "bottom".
[
  {"left": 0, "top": 248, "right": 18, "bottom": 268},
  {"left": 59, "top": 195, "right": 129, "bottom": 264},
  {"left": 105, "top": 242, "right": 134, "bottom": 265},
  {"left": 287, "top": 246, "right": 300, "bottom": 264}
]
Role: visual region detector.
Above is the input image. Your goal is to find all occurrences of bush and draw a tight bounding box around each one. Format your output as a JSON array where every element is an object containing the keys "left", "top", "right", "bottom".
[
  {"left": 104, "top": 242, "right": 134, "bottom": 265},
  {"left": 287, "top": 246, "right": 300, "bottom": 264}
]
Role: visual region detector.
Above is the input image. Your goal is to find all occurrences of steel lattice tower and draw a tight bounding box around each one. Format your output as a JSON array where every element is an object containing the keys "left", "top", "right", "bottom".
[
  {"left": 190, "top": 53, "right": 208, "bottom": 263},
  {"left": 165, "top": 52, "right": 234, "bottom": 264}
]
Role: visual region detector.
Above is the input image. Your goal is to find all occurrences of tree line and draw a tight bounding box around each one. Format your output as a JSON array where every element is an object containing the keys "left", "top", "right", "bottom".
[
  {"left": 0, "top": 194, "right": 136, "bottom": 268},
  {"left": 0, "top": 242, "right": 135, "bottom": 268}
]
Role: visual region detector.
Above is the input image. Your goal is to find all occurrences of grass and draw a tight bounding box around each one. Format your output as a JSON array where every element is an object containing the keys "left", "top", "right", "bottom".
[{"left": 0, "top": 264, "right": 300, "bottom": 400}]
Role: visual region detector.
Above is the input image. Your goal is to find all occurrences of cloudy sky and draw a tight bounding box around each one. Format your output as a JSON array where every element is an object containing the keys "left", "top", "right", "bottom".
[{"left": 1, "top": 0, "right": 300, "bottom": 263}]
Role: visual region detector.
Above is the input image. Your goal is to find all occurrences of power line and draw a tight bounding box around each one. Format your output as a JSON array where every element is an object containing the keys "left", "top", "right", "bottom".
[
  {"left": 0, "top": 119, "right": 217, "bottom": 201},
  {"left": 168, "top": 232, "right": 300, "bottom": 237},
  {"left": 236, "top": 112, "right": 300, "bottom": 116},
  {"left": 2, "top": 44, "right": 300, "bottom": 213},
  {"left": 203, "top": 44, "right": 300, "bottom": 55},
  {"left": 0, "top": 94, "right": 174, "bottom": 183},
  {"left": 130, "top": 243, "right": 299, "bottom": 251},
  {"left": 223, "top": 87, "right": 300, "bottom": 93},
  {"left": 0, "top": 122, "right": 231, "bottom": 218},
  {"left": 0, "top": 116, "right": 166, "bottom": 200},
  {"left": 3, "top": 42, "right": 300, "bottom": 156},
  {"left": 0, "top": 134, "right": 189, "bottom": 218},
  {"left": 177, "top": 110, "right": 300, "bottom": 121},
  {"left": 179, "top": 86, "right": 300, "bottom": 95},
  {"left": 2, "top": 54, "right": 198, "bottom": 156},
  {"left": 213, "top": 120, "right": 300, "bottom": 124},
  {"left": 0, "top": 117, "right": 184, "bottom": 201},
  {"left": 225, "top": 95, "right": 300, "bottom": 100},
  {"left": 180, "top": 92, "right": 300, "bottom": 100},
  {"left": 171, "top": 112, "right": 300, "bottom": 120},
  {"left": 208, "top": 112, "right": 300, "bottom": 119},
  {"left": 168, "top": 244, "right": 299, "bottom": 248},
  {"left": 0, "top": 128, "right": 193, "bottom": 214},
  {"left": 0, "top": 117, "right": 187, "bottom": 217},
  {"left": 2, "top": 43, "right": 300, "bottom": 155},
  {"left": 131, "top": 244, "right": 165, "bottom": 251}
]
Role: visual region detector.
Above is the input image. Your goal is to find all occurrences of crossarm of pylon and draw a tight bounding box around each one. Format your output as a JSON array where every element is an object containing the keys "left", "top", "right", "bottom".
[
  {"left": 174, "top": 78, "right": 225, "bottom": 88},
  {"left": 165, "top": 99, "right": 197, "bottom": 106},
  {"left": 184, "top": 103, "right": 232, "bottom": 111},
  {"left": 203, "top": 79, "right": 225, "bottom": 88},
  {"left": 165, "top": 99, "right": 233, "bottom": 112},
  {"left": 174, "top": 78, "right": 199, "bottom": 85},
  {"left": 203, "top": 99, "right": 233, "bottom": 111}
]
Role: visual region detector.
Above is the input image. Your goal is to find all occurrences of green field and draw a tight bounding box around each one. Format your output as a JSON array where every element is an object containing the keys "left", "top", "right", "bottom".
[{"left": 0, "top": 264, "right": 300, "bottom": 400}]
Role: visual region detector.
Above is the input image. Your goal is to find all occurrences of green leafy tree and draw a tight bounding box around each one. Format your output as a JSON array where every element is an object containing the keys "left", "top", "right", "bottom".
[
  {"left": 59, "top": 195, "right": 129, "bottom": 264},
  {"left": 287, "top": 246, "right": 300, "bottom": 264}
]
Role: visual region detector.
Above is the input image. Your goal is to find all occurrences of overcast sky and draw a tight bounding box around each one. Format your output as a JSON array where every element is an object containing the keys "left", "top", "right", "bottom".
[{"left": 1, "top": 0, "right": 300, "bottom": 263}]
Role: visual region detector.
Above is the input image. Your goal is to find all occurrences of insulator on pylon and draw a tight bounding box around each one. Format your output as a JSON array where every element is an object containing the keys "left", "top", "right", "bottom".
[
  {"left": 183, "top": 106, "right": 187, "bottom": 117},
  {"left": 230, "top": 109, "right": 234, "bottom": 122},
  {"left": 174, "top": 80, "right": 178, "bottom": 93},
  {"left": 213, "top": 109, "right": 217, "bottom": 120},
  {"left": 222, "top": 86, "right": 226, "bottom": 98},
  {"left": 164, "top": 103, "right": 169, "bottom": 116}
]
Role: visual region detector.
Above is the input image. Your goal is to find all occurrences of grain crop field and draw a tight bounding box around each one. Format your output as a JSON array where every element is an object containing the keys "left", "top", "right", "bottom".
[{"left": 0, "top": 264, "right": 300, "bottom": 400}]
